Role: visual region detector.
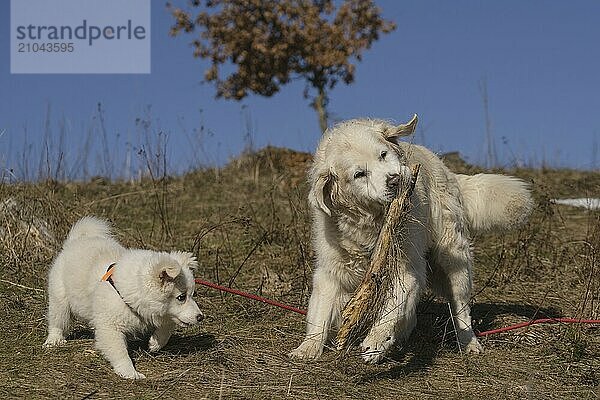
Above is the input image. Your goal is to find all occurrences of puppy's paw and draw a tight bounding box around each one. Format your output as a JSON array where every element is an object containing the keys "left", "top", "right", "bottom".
[
  {"left": 43, "top": 336, "right": 66, "bottom": 348},
  {"left": 124, "top": 370, "right": 146, "bottom": 380},
  {"left": 462, "top": 337, "right": 484, "bottom": 355},
  {"left": 115, "top": 366, "right": 146, "bottom": 380},
  {"left": 361, "top": 330, "right": 395, "bottom": 364},
  {"left": 288, "top": 339, "right": 323, "bottom": 360}
]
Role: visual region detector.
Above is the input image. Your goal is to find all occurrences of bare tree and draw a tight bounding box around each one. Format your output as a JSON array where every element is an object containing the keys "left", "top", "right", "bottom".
[{"left": 168, "top": 0, "right": 395, "bottom": 132}]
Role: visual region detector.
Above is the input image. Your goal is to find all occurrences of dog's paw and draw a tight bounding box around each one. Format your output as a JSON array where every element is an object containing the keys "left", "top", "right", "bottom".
[
  {"left": 43, "top": 336, "right": 66, "bottom": 348},
  {"left": 148, "top": 337, "right": 162, "bottom": 353},
  {"left": 456, "top": 330, "right": 484, "bottom": 355},
  {"left": 288, "top": 340, "right": 323, "bottom": 360},
  {"left": 361, "top": 330, "right": 395, "bottom": 364},
  {"left": 462, "top": 337, "right": 484, "bottom": 355}
]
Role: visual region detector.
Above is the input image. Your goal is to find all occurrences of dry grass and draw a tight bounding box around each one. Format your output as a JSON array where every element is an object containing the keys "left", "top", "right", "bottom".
[{"left": 0, "top": 147, "right": 598, "bottom": 399}]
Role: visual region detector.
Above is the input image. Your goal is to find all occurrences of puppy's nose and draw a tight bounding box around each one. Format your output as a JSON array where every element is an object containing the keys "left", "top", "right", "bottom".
[
  {"left": 386, "top": 173, "right": 401, "bottom": 188},
  {"left": 196, "top": 313, "right": 204, "bottom": 322}
]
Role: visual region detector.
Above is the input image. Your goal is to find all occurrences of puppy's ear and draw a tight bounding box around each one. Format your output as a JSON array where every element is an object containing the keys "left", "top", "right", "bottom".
[
  {"left": 169, "top": 251, "right": 198, "bottom": 270},
  {"left": 384, "top": 114, "right": 418, "bottom": 143},
  {"left": 310, "top": 170, "right": 337, "bottom": 216},
  {"left": 155, "top": 258, "right": 182, "bottom": 286}
]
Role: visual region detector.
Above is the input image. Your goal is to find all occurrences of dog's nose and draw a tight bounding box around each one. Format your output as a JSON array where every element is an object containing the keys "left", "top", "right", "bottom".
[
  {"left": 386, "top": 173, "right": 401, "bottom": 188},
  {"left": 196, "top": 313, "right": 204, "bottom": 322}
]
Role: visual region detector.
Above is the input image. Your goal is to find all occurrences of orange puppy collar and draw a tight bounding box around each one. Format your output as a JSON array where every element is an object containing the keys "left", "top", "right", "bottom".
[{"left": 101, "top": 263, "right": 117, "bottom": 282}]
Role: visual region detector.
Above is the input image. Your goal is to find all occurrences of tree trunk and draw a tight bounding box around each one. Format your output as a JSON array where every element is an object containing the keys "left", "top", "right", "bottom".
[{"left": 314, "top": 86, "right": 328, "bottom": 134}]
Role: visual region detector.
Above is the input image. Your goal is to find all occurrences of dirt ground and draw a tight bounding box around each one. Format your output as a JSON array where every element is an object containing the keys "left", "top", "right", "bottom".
[{"left": 1, "top": 147, "right": 598, "bottom": 399}]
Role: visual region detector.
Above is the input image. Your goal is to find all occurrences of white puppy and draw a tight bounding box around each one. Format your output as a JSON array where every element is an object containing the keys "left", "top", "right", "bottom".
[
  {"left": 290, "top": 115, "right": 533, "bottom": 363},
  {"left": 43, "top": 216, "right": 204, "bottom": 379}
]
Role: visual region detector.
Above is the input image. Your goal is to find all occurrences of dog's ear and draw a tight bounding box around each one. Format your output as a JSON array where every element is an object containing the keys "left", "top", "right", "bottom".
[
  {"left": 310, "top": 170, "right": 337, "bottom": 216},
  {"left": 169, "top": 251, "right": 198, "bottom": 270},
  {"left": 384, "top": 114, "right": 418, "bottom": 143}
]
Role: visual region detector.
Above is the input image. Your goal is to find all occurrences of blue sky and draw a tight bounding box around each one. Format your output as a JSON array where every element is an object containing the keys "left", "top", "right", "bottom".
[{"left": 1, "top": 1, "right": 599, "bottom": 180}]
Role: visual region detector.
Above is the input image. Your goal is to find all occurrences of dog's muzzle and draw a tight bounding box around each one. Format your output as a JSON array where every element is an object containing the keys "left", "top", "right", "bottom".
[
  {"left": 383, "top": 173, "right": 402, "bottom": 200},
  {"left": 386, "top": 173, "right": 401, "bottom": 190}
]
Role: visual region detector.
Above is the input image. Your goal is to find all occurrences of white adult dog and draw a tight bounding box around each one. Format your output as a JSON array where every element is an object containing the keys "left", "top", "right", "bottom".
[
  {"left": 43, "top": 216, "right": 204, "bottom": 379},
  {"left": 290, "top": 115, "right": 533, "bottom": 363}
]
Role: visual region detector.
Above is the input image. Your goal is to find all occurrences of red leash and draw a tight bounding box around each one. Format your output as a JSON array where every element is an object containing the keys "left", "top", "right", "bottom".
[
  {"left": 195, "top": 279, "right": 307, "bottom": 315},
  {"left": 475, "top": 317, "right": 600, "bottom": 337},
  {"left": 195, "top": 279, "right": 600, "bottom": 337}
]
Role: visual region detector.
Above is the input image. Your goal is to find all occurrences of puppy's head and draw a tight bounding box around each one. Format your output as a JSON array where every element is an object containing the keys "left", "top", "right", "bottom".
[
  {"left": 310, "top": 115, "right": 418, "bottom": 216},
  {"left": 151, "top": 252, "right": 204, "bottom": 327}
]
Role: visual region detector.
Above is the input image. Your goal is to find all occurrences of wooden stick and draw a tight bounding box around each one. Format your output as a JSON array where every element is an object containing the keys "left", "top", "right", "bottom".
[{"left": 336, "top": 164, "right": 421, "bottom": 350}]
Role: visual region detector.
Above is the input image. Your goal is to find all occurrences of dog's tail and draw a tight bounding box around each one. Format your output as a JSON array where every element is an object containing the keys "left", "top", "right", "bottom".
[
  {"left": 66, "top": 216, "right": 113, "bottom": 242},
  {"left": 455, "top": 173, "right": 533, "bottom": 233}
]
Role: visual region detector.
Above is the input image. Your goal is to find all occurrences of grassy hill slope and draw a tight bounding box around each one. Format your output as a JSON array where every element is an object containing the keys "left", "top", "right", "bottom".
[{"left": 1, "top": 147, "right": 598, "bottom": 399}]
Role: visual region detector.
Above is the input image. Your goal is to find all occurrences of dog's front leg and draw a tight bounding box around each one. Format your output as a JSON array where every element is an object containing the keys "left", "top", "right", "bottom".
[
  {"left": 148, "top": 321, "right": 175, "bottom": 352},
  {"left": 95, "top": 327, "right": 145, "bottom": 379},
  {"left": 289, "top": 268, "right": 347, "bottom": 360},
  {"left": 361, "top": 258, "right": 425, "bottom": 364}
]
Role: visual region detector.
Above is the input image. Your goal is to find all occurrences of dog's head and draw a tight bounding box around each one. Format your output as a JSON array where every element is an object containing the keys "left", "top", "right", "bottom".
[
  {"left": 149, "top": 251, "right": 204, "bottom": 327},
  {"left": 310, "top": 115, "right": 418, "bottom": 216}
]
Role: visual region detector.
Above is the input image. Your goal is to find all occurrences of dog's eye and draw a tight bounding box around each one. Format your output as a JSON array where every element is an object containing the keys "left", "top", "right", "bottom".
[
  {"left": 380, "top": 151, "right": 387, "bottom": 160},
  {"left": 176, "top": 293, "right": 186, "bottom": 302},
  {"left": 354, "top": 170, "right": 367, "bottom": 179}
]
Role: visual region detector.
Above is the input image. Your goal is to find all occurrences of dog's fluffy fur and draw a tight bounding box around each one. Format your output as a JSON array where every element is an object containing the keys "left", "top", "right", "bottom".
[
  {"left": 289, "top": 115, "right": 533, "bottom": 363},
  {"left": 43, "top": 217, "right": 204, "bottom": 379}
]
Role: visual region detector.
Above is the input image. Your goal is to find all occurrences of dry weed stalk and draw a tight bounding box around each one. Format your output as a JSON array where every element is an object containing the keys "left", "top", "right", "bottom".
[{"left": 336, "top": 164, "right": 421, "bottom": 350}]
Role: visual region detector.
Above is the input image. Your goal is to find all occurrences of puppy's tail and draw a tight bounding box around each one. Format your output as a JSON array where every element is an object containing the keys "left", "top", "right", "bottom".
[
  {"left": 66, "top": 216, "right": 113, "bottom": 242},
  {"left": 456, "top": 173, "right": 533, "bottom": 233}
]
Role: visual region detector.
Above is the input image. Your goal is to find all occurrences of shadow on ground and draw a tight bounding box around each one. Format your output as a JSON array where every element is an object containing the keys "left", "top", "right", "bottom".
[{"left": 354, "top": 300, "right": 562, "bottom": 383}]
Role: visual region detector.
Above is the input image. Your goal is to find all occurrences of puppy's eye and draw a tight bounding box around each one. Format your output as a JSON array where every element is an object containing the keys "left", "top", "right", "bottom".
[
  {"left": 353, "top": 170, "right": 367, "bottom": 179},
  {"left": 176, "top": 293, "right": 186, "bottom": 302},
  {"left": 380, "top": 151, "right": 387, "bottom": 160}
]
